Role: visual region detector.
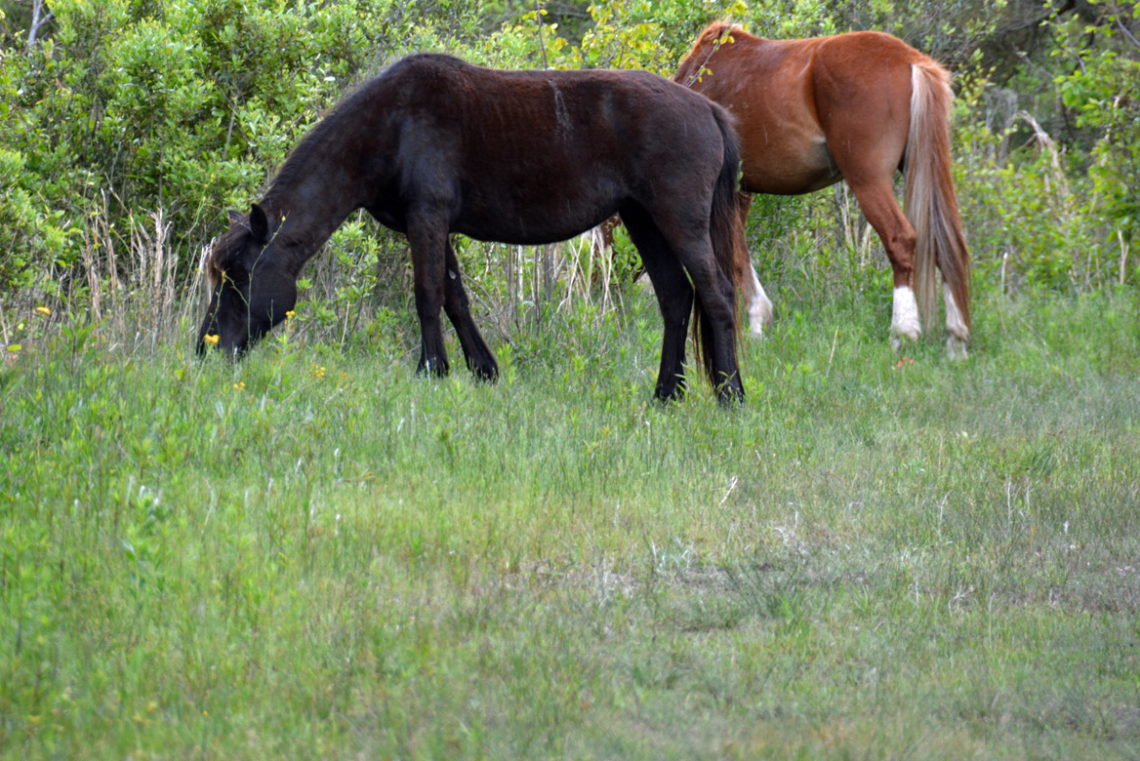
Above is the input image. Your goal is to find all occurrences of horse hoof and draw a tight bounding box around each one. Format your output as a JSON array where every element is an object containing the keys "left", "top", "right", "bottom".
[
  {"left": 747, "top": 295, "right": 774, "bottom": 337},
  {"left": 653, "top": 379, "right": 687, "bottom": 404},
  {"left": 889, "top": 329, "right": 919, "bottom": 352},
  {"left": 717, "top": 388, "right": 745, "bottom": 407},
  {"left": 715, "top": 374, "right": 745, "bottom": 406},
  {"left": 946, "top": 335, "right": 969, "bottom": 360},
  {"left": 890, "top": 286, "right": 921, "bottom": 350},
  {"left": 472, "top": 364, "right": 499, "bottom": 383},
  {"left": 416, "top": 359, "right": 450, "bottom": 378}
]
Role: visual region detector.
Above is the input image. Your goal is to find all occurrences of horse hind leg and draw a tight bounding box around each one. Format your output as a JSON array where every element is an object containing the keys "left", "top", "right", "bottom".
[
  {"left": 658, "top": 225, "right": 743, "bottom": 403},
  {"left": 442, "top": 241, "right": 498, "bottom": 381},
  {"left": 621, "top": 207, "right": 693, "bottom": 401},
  {"left": 847, "top": 180, "right": 922, "bottom": 349},
  {"left": 944, "top": 283, "right": 969, "bottom": 360},
  {"left": 853, "top": 179, "right": 970, "bottom": 358}
]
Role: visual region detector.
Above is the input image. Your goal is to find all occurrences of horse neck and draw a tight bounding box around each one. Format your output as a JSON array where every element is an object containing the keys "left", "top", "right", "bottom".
[{"left": 261, "top": 149, "right": 363, "bottom": 276}]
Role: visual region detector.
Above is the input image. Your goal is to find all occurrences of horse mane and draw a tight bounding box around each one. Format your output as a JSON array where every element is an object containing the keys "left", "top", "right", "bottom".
[
  {"left": 204, "top": 92, "right": 353, "bottom": 288},
  {"left": 264, "top": 54, "right": 472, "bottom": 209},
  {"left": 674, "top": 21, "right": 749, "bottom": 86},
  {"left": 263, "top": 85, "right": 372, "bottom": 209},
  {"left": 205, "top": 223, "right": 250, "bottom": 289}
]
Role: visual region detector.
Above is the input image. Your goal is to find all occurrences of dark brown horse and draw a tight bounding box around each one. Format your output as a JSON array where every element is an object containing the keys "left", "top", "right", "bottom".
[
  {"left": 198, "top": 53, "right": 747, "bottom": 402},
  {"left": 675, "top": 23, "right": 971, "bottom": 358}
]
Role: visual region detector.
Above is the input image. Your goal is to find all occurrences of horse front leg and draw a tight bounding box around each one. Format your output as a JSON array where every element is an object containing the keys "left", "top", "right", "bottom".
[
  {"left": 737, "top": 192, "right": 774, "bottom": 338},
  {"left": 406, "top": 217, "right": 450, "bottom": 377}
]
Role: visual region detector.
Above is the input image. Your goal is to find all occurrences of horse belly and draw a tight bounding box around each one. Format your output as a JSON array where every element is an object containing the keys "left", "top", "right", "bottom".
[
  {"left": 455, "top": 187, "right": 617, "bottom": 245},
  {"left": 691, "top": 41, "right": 842, "bottom": 196},
  {"left": 738, "top": 120, "right": 839, "bottom": 195},
  {"left": 452, "top": 145, "right": 627, "bottom": 244}
]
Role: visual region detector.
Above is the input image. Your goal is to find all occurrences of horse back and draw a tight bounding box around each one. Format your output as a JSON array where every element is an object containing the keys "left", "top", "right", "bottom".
[
  {"left": 679, "top": 26, "right": 927, "bottom": 194},
  {"left": 375, "top": 55, "right": 730, "bottom": 242}
]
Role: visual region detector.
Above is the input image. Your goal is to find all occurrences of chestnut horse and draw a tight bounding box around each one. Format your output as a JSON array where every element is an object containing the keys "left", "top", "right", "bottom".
[
  {"left": 197, "top": 53, "right": 746, "bottom": 402},
  {"left": 675, "top": 23, "right": 971, "bottom": 358}
]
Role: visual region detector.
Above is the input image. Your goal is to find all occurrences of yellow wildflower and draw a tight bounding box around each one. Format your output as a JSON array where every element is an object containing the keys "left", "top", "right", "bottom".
[
  {"left": 203, "top": 334, "right": 220, "bottom": 346},
  {"left": 233, "top": 381, "right": 246, "bottom": 391},
  {"left": 311, "top": 364, "right": 326, "bottom": 379},
  {"left": 285, "top": 310, "right": 296, "bottom": 319},
  {"left": 35, "top": 306, "right": 51, "bottom": 316}
]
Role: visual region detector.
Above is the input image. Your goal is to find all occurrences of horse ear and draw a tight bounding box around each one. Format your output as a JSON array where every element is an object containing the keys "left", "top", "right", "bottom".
[{"left": 249, "top": 203, "right": 270, "bottom": 244}]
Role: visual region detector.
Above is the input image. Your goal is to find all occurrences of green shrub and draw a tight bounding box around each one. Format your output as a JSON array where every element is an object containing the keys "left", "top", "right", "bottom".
[{"left": 0, "top": 0, "right": 1136, "bottom": 320}]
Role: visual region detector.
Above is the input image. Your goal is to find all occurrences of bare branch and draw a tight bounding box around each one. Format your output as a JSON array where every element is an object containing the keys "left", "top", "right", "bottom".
[
  {"left": 26, "top": 0, "right": 54, "bottom": 53},
  {"left": 997, "top": 0, "right": 1076, "bottom": 35},
  {"left": 1116, "top": 16, "right": 1140, "bottom": 50}
]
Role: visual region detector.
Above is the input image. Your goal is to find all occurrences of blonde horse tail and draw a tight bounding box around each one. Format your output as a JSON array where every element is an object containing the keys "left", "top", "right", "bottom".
[{"left": 904, "top": 60, "right": 970, "bottom": 342}]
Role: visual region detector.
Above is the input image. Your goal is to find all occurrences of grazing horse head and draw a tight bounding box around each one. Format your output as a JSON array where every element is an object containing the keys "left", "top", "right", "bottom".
[{"left": 197, "top": 204, "right": 297, "bottom": 357}]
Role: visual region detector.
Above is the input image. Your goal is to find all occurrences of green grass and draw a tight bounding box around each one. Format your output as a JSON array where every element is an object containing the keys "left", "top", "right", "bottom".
[{"left": 2, "top": 287, "right": 1138, "bottom": 760}]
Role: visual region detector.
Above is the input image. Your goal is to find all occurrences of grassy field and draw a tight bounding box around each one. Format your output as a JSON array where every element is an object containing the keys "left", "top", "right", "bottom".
[{"left": 1, "top": 285, "right": 1138, "bottom": 760}]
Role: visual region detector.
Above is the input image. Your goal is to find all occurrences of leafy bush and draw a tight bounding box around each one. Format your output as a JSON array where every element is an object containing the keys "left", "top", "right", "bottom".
[
  {"left": 0, "top": 0, "right": 1136, "bottom": 322},
  {"left": 0, "top": 0, "right": 454, "bottom": 296},
  {"left": 1055, "top": 7, "right": 1140, "bottom": 247}
]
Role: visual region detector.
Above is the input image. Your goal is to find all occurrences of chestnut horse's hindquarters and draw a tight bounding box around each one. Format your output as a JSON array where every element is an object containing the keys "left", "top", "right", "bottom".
[
  {"left": 905, "top": 60, "right": 971, "bottom": 359},
  {"left": 736, "top": 57, "right": 972, "bottom": 358},
  {"left": 678, "top": 24, "right": 973, "bottom": 360}
]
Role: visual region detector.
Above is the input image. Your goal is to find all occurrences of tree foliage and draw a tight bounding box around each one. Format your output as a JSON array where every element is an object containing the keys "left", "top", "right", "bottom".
[{"left": 0, "top": 0, "right": 1136, "bottom": 305}]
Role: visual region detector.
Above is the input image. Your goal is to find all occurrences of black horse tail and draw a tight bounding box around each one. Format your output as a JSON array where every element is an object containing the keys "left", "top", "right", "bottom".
[{"left": 693, "top": 105, "right": 745, "bottom": 392}]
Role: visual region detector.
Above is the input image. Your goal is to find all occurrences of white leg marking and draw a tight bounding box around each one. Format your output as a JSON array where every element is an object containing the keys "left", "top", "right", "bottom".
[
  {"left": 944, "top": 283, "right": 969, "bottom": 360},
  {"left": 747, "top": 265, "right": 774, "bottom": 337},
  {"left": 890, "top": 285, "right": 921, "bottom": 350}
]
